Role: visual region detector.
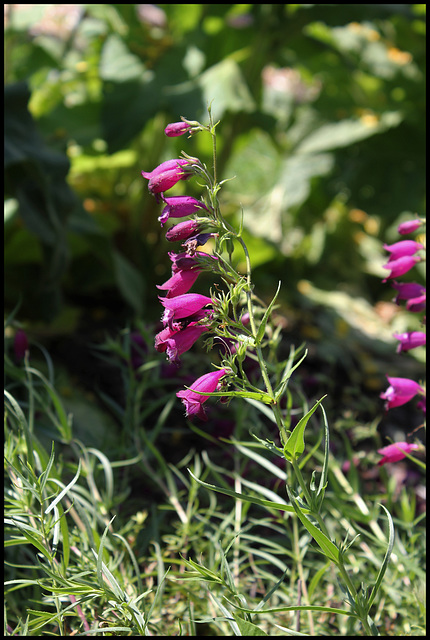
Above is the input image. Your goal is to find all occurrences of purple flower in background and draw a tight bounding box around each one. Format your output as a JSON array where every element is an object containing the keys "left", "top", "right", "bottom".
[
  {"left": 165, "top": 220, "right": 202, "bottom": 242},
  {"left": 159, "top": 195, "right": 208, "bottom": 225},
  {"left": 383, "top": 240, "right": 423, "bottom": 261},
  {"left": 382, "top": 255, "right": 420, "bottom": 282},
  {"left": 159, "top": 293, "right": 212, "bottom": 327},
  {"left": 380, "top": 376, "right": 424, "bottom": 410},
  {"left": 393, "top": 331, "right": 426, "bottom": 352},
  {"left": 165, "top": 121, "right": 192, "bottom": 137},
  {"left": 156, "top": 269, "right": 202, "bottom": 298},
  {"left": 397, "top": 219, "right": 422, "bottom": 235},
  {"left": 129, "top": 332, "right": 148, "bottom": 370},
  {"left": 13, "top": 329, "right": 29, "bottom": 361},
  {"left": 176, "top": 368, "right": 229, "bottom": 420},
  {"left": 377, "top": 441, "right": 419, "bottom": 466},
  {"left": 155, "top": 322, "right": 210, "bottom": 364}
]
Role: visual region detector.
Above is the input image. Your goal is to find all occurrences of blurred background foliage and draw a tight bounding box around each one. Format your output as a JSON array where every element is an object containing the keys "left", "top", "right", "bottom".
[{"left": 4, "top": 4, "right": 426, "bottom": 420}]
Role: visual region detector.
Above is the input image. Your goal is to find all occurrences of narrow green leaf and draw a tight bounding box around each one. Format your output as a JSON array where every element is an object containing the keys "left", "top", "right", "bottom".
[
  {"left": 188, "top": 469, "right": 309, "bottom": 514},
  {"left": 366, "top": 504, "right": 395, "bottom": 611},
  {"left": 316, "top": 404, "right": 330, "bottom": 507},
  {"left": 284, "top": 396, "right": 326, "bottom": 462},
  {"left": 224, "top": 598, "right": 358, "bottom": 618},
  {"left": 286, "top": 486, "right": 339, "bottom": 564},
  {"left": 45, "top": 460, "right": 81, "bottom": 514},
  {"left": 11, "top": 523, "right": 52, "bottom": 560}
]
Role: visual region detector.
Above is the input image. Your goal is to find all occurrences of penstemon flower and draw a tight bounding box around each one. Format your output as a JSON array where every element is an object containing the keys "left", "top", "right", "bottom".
[
  {"left": 176, "top": 368, "right": 230, "bottom": 421},
  {"left": 156, "top": 268, "right": 202, "bottom": 298},
  {"left": 397, "top": 218, "right": 423, "bottom": 235},
  {"left": 165, "top": 220, "right": 203, "bottom": 242},
  {"left": 393, "top": 331, "right": 426, "bottom": 352},
  {"left": 159, "top": 195, "right": 208, "bottom": 225},
  {"left": 377, "top": 441, "right": 420, "bottom": 466},
  {"left": 159, "top": 293, "right": 213, "bottom": 328},
  {"left": 380, "top": 376, "right": 424, "bottom": 410},
  {"left": 382, "top": 255, "right": 421, "bottom": 281},
  {"left": 155, "top": 322, "right": 211, "bottom": 364}
]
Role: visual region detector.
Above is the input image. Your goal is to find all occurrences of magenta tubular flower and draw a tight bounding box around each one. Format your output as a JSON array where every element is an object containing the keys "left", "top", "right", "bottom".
[
  {"left": 380, "top": 376, "right": 424, "bottom": 410},
  {"left": 165, "top": 220, "right": 202, "bottom": 242},
  {"left": 391, "top": 281, "right": 425, "bottom": 303},
  {"left": 391, "top": 282, "right": 426, "bottom": 312},
  {"left": 159, "top": 293, "right": 212, "bottom": 327},
  {"left": 383, "top": 240, "right": 423, "bottom": 261},
  {"left": 397, "top": 219, "right": 422, "bottom": 235},
  {"left": 164, "top": 122, "right": 192, "bottom": 137},
  {"left": 141, "top": 158, "right": 190, "bottom": 180},
  {"left": 176, "top": 368, "right": 229, "bottom": 420},
  {"left": 147, "top": 167, "right": 190, "bottom": 196},
  {"left": 13, "top": 329, "right": 29, "bottom": 361},
  {"left": 156, "top": 269, "right": 202, "bottom": 298},
  {"left": 159, "top": 196, "right": 208, "bottom": 225},
  {"left": 155, "top": 322, "right": 210, "bottom": 364},
  {"left": 393, "top": 331, "right": 426, "bottom": 352},
  {"left": 377, "top": 441, "right": 419, "bottom": 466},
  {"left": 406, "top": 293, "right": 426, "bottom": 313},
  {"left": 382, "top": 255, "right": 420, "bottom": 282}
]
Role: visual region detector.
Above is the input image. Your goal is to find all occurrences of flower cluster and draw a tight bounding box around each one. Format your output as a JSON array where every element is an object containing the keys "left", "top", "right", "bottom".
[
  {"left": 377, "top": 217, "right": 425, "bottom": 465},
  {"left": 142, "top": 117, "right": 232, "bottom": 420}
]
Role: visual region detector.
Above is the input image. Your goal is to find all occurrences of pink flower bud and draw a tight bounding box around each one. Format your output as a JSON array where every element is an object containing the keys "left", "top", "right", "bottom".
[
  {"left": 165, "top": 220, "right": 202, "bottom": 242},
  {"left": 164, "top": 122, "right": 192, "bottom": 137},
  {"left": 397, "top": 219, "right": 422, "bottom": 235},
  {"left": 377, "top": 441, "right": 419, "bottom": 466}
]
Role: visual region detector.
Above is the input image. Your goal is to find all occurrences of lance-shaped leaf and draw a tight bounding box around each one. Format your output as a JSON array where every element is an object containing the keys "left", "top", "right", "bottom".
[
  {"left": 188, "top": 470, "right": 309, "bottom": 514},
  {"left": 284, "top": 396, "right": 326, "bottom": 462},
  {"left": 366, "top": 504, "right": 395, "bottom": 612},
  {"left": 286, "top": 485, "right": 339, "bottom": 564}
]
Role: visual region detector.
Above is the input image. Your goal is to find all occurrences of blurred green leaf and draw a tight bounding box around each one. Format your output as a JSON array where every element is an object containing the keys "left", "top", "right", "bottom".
[{"left": 112, "top": 250, "right": 145, "bottom": 315}]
